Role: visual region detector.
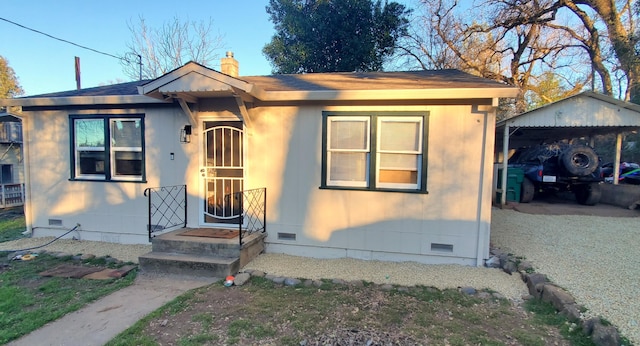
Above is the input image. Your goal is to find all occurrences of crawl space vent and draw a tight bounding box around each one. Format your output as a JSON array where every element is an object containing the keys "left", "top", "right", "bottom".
[
  {"left": 277, "top": 232, "right": 296, "bottom": 241},
  {"left": 48, "top": 219, "right": 63, "bottom": 226},
  {"left": 431, "top": 243, "right": 453, "bottom": 252}
]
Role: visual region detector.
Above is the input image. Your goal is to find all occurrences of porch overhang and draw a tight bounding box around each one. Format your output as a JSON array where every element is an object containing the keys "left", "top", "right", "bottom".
[{"left": 138, "top": 62, "right": 259, "bottom": 102}]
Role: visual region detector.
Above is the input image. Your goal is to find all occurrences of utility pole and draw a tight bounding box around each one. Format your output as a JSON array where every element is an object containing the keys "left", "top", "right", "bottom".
[{"left": 75, "top": 56, "right": 81, "bottom": 90}]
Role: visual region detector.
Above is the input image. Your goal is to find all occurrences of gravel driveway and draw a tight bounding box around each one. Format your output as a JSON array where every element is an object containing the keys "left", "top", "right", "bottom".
[{"left": 491, "top": 208, "right": 640, "bottom": 345}]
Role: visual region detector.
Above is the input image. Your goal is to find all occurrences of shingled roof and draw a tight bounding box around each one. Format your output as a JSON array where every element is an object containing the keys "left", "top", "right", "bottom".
[
  {"left": 18, "top": 68, "right": 512, "bottom": 100},
  {"left": 22, "top": 80, "right": 152, "bottom": 98},
  {"left": 243, "top": 70, "right": 511, "bottom": 92}
]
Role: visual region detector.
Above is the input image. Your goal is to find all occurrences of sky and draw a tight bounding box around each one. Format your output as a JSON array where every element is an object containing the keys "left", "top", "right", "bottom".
[
  {"left": 3, "top": 0, "right": 419, "bottom": 97},
  {"left": 2, "top": 0, "right": 278, "bottom": 96}
]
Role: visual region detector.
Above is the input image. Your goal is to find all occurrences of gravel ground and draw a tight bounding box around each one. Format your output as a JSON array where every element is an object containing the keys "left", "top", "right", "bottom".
[
  {"left": 244, "top": 253, "right": 528, "bottom": 300},
  {"left": 491, "top": 208, "right": 640, "bottom": 345},
  {"left": 0, "top": 237, "right": 151, "bottom": 264}
]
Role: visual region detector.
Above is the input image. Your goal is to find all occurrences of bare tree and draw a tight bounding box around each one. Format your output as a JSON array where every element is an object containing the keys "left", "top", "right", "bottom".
[
  {"left": 401, "top": 0, "right": 639, "bottom": 113},
  {"left": 121, "top": 16, "right": 226, "bottom": 80},
  {"left": 399, "top": 0, "right": 581, "bottom": 114},
  {"left": 489, "top": 0, "right": 639, "bottom": 101},
  {"left": 568, "top": 0, "right": 639, "bottom": 102}
]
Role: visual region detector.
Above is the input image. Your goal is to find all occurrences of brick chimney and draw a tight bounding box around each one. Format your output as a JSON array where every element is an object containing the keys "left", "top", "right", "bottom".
[{"left": 221, "top": 51, "right": 239, "bottom": 77}]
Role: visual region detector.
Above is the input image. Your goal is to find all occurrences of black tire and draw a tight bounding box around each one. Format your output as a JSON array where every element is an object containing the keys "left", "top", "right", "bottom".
[
  {"left": 574, "top": 183, "right": 602, "bottom": 205},
  {"left": 560, "top": 145, "right": 598, "bottom": 176},
  {"left": 520, "top": 177, "right": 535, "bottom": 203}
]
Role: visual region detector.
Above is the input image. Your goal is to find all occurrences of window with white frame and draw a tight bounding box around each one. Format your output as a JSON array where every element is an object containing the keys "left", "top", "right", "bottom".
[
  {"left": 322, "top": 112, "right": 428, "bottom": 192},
  {"left": 326, "top": 116, "right": 370, "bottom": 187},
  {"left": 71, "top": 115, "right": 145, "bottom": 182}
]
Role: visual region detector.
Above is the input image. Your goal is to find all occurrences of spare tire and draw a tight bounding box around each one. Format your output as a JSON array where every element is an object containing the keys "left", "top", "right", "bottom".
[{"left": 559, "top": 145, "right": 598, "bottom": 176}]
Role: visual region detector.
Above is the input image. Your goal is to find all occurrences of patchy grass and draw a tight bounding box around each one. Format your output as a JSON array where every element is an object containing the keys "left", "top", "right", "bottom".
[
  {"left": 524, "top": 298, "right": 595, "bottom": 346},
  {"left": 0, "top": 206, "right": 26, "bottom": 242},
  {"left": 107, "top": 276, "right": 572, "bottom": 346},
  {"left": 0, "top": 206, "right": 139, "bottom": 343},
  {"left": 0, "top": 252, "right": 137, "bottom": 344}
]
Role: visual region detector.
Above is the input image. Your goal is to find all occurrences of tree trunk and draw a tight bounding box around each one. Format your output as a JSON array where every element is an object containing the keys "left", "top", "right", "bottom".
[{"left": 570, "top": 0, "right": 639, "bottom": 101}]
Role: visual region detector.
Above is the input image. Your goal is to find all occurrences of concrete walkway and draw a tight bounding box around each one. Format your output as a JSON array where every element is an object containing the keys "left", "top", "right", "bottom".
[{"left": 8, "top": 273, "right": 217, "bottom": 346}]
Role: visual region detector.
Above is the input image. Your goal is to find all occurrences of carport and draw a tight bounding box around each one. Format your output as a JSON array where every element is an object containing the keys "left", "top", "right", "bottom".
[{"left": 495, "top": 91, "right": 640, "bottom": 205}]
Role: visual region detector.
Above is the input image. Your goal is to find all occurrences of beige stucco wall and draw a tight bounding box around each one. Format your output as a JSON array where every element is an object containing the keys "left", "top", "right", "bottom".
[
  {"left": 20, "top": 97, "right": 496, "bottom": 265},
  {"left": 246, "top": 102, "right": 495, "bottom": 265},
  {"left": 21, "top": 105, "right": 192, "bottom": 243}
]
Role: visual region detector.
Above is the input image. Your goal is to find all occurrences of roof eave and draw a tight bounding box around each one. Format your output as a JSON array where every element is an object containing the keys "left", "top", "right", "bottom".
[
  {"left": 1, "top": 95, "right": 168, "bottom": 107},
  {"left": 255, "top": 87, "right": 519, "bottom": 102}
]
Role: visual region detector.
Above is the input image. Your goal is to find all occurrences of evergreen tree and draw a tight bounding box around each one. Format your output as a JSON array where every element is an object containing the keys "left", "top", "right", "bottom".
[{"left": 263, "top": 0, "right": 411, "bottom": 73}]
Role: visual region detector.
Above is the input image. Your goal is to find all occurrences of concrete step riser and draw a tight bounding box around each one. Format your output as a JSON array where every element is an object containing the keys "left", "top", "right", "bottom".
[
  {"left": 139, "top": 257, "right": 239, "bottom": 278},
  {"left": 139, "top": 230, "right": 266, "bottom": 278},
  {"left": 152, "top": 239, "right": 240, "bottom": 257}
]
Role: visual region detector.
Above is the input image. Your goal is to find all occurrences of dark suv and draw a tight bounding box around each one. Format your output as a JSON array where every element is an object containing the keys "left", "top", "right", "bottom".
[{"left": 508, "top": 143, "right": 603, "bottom": 205}]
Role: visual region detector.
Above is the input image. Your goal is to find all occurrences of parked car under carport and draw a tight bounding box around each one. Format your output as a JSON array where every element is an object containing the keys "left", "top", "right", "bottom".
[
  {"left": 508, "top": 143, "right": 603, "bottom": 205},
  {"left": 495, "top": 92, "right": 640, "bottom": 206}
]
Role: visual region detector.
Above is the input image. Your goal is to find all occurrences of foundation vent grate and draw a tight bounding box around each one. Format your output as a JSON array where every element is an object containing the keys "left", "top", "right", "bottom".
[
  {"left": 48, "top": 219, "right": 63, "bottom": 226},
  {"left": 431, "top": 243, "right": 454, "bottom": 252},
  {"left": 277, "top": 232, "right": 296, "bottom": 241}
]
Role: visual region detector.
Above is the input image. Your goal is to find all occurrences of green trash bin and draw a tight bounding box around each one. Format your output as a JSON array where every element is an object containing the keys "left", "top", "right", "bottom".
[{"left": 497, "top": 167, "right": 524, "bottom": 202}]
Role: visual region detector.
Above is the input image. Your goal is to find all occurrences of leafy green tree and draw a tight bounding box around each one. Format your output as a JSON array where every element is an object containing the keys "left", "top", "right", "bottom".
[
  {"left": 0, "top": 56, "right": 23, "bottom": 99},
  {"left": 263, "top": 0, "right": 411, "bottom": 73}
]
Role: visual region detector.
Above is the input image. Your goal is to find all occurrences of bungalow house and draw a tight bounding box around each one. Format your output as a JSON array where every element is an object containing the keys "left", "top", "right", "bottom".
[{"left": 0, "top": 55, "right": 518, "bottom": 267}]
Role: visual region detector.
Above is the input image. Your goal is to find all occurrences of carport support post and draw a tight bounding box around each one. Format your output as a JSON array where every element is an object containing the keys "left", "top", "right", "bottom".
[
  {"left": 614, "top": 132, "right": 622, "bottom": 185},
  {"left": 501, "top": 123, "right": 510, "bottom": 205}
]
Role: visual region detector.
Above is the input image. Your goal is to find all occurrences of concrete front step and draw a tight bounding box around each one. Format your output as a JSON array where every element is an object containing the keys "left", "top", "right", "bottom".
[
  {"left": 151, "top": 235, "right": 240, "bottom": 258},
  {"left": 138, "top": 252, "right": 239, "bottom": 278}
]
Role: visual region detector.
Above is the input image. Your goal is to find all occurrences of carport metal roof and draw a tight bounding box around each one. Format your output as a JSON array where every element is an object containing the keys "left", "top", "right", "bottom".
[
  {"left": 495, "top": 91, "right": 640, "bottom": 204},
  {"left": 496, "top": 91, "right": 640, "bottom": 149}
]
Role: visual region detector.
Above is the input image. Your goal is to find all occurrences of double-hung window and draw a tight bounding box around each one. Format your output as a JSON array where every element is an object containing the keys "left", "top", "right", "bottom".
[
  {"left": 322, "top": 112, "right": 428, "bottom": 192},
  {"left": 70, "top": 115, "right": 145, "bottom": 182}
]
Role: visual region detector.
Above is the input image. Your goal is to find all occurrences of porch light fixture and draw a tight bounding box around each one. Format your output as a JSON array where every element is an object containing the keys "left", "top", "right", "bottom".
[{"left": 180, "top": 125, "right": 192, "bottom": 143}]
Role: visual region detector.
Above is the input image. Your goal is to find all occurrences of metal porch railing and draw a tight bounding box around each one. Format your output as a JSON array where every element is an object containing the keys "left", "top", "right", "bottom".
[
  {"left": 0, "top": 183, "right": 24, "bottom": 208},
  {"left": 233, "top": 188, "right": 266, "bottom": 246},
  {"left": 144, "top": 185, "right": 187, "bottom": 241}
]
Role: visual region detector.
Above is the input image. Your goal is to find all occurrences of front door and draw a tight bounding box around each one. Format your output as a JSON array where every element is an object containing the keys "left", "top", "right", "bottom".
[{"left": 202, "top": 121, "right": 243, "bottom": 225}]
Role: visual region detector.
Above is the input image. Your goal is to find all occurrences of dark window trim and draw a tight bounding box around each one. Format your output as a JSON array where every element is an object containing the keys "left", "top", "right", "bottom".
[
  {"left": 321, "top": 111, "right": 429, "bottom": 193},
  {"left": 0, "top": 164, "right": 13, "bottom": 184},
  {"left": 69, "top": 114, "right": 146, "bottom": 183}
]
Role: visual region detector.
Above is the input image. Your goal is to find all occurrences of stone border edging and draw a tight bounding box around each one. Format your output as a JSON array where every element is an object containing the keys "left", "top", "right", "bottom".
[
  {"left": 6, "top": 248, "right": 127, "bottom": 265},
  {"left": 234, "top": 269, "right": 508, "bottom": 300},
  {"left": 488, "top": 247, "right": 624, "bottom": 346}
]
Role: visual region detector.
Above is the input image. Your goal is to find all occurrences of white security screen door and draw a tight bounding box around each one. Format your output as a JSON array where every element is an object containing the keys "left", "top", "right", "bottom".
[{"left": 202, "top": 121, "right": 244, "bottom": 225}]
